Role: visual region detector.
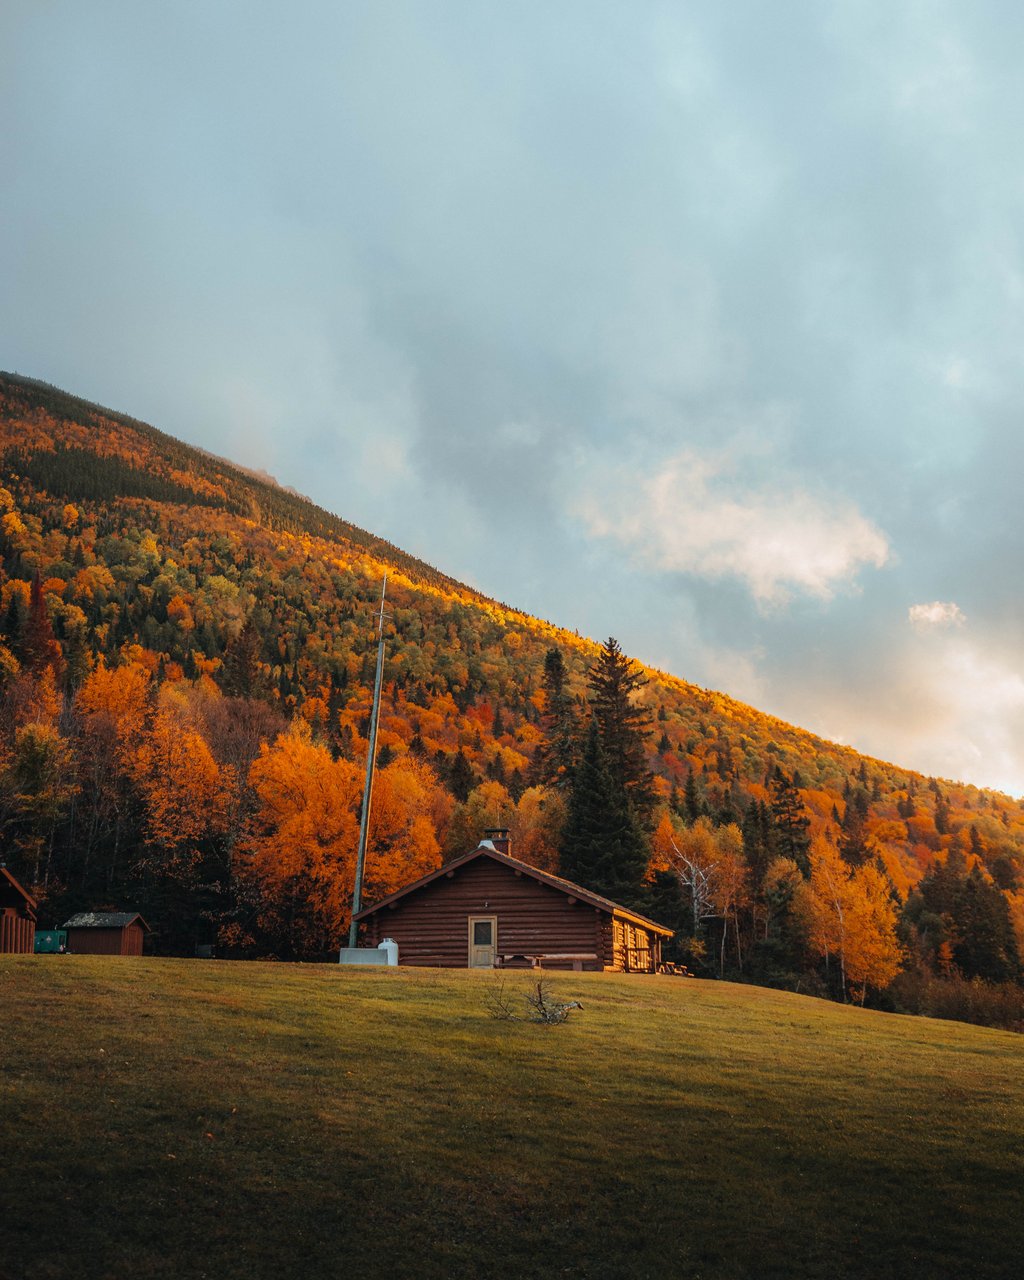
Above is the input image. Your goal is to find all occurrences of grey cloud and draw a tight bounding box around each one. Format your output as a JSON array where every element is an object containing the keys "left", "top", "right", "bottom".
[{"left": 5, "top": 1, "right": 1024, "bottom": 787}]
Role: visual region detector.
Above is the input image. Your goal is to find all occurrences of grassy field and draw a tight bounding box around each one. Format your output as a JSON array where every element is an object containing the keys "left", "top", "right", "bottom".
[{"left": 1, "top": 959, "right": 1021, "bottom": 1280}]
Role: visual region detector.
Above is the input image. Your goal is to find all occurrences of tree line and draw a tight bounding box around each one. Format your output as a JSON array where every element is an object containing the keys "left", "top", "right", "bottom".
[{"left": 530, "top": 639, "right": 1021, "bottom": 1018}]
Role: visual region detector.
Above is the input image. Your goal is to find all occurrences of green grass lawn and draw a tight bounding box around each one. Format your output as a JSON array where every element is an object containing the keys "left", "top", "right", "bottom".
[{"left": 1, "top": 958, "right": 1021, "bottom": 1280}]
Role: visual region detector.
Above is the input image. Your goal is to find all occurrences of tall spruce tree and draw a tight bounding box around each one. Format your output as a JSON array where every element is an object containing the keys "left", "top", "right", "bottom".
[
  {"left": 560, "top": 719, "right": 648, "bottom": 907},
  {"left": 448, "top": 748, "right": 476, "bottom": 803},
  {"left": 683, "top": 770, "right": 706, "bottom": 824},
  {"left": 22, "top": 569, "right": 63, "bottom": 675},
  {"left": 768, "top": 766, "right": 811, "bottom": 876},
  {"left": 221, "top": 616, "right": 268, "bottom": 699},
  {"left": 839, "top": 788, "right": 870, "bottom": 866},
  {"left": 587, "top": 637, "right": 655, "bottom": 823},
  {"left": 742, "top": 798, "right": 777, "bottom": 896},
  {"left": 533, "top": 647, "right": 578, "bottom": 790}
]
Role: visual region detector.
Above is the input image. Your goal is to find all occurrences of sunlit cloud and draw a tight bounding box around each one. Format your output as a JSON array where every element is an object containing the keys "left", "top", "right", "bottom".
[
  {"left": 883, "top": 633, "right": 1024, "bottom": 795},
  {"left": 909, "top": 601, "right": 966, "bottom": 629},
  {"left": 578, "top": 448, "right": 890, "bottom": 606},
  {"left": 6, "top": 1, "right": 1024, "bottom": 793},
  {"left": 769, "top": 620, "right": 1024, "bottom": 796}
]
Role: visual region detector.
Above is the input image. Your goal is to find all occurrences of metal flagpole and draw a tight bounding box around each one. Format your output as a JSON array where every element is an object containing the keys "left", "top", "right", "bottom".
[{"left": 345, "top": 574, "right": 388, "bottom": 952}]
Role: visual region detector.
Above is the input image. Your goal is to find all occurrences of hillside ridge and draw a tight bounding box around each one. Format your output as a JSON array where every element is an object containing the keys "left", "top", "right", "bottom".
[
  {"left": 0, "top": 370, "right": 952, "bottom": 788},
  {"left": 1, "top": 369, "right": 1021, "bottom": 1005}
]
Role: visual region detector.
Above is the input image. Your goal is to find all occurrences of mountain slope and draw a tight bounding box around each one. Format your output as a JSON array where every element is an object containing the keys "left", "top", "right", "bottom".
[{"left": 1, "top": 370, "right": 1022, "bottom": 993}]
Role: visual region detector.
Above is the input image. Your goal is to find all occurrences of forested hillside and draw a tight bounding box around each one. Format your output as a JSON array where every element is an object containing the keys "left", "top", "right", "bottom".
[{"left": 1, "top": 372, "right": 1021, "bottom": 1023}]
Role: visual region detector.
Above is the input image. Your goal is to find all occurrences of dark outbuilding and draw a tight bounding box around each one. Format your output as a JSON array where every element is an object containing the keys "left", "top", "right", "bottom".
[
  {"left": 353, "top": 836, "right": 673, "bottom": 972},
  {"left": 62, "top": 912, "right": 149, "bottom": 956},
  {"left": 0, "top": 865, "right": 37, "bottom": 954}
]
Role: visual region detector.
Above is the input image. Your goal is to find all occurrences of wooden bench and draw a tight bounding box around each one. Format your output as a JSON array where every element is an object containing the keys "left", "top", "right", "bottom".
[{"left": 499, "top": 952, "right": 598, "bottom": 972}]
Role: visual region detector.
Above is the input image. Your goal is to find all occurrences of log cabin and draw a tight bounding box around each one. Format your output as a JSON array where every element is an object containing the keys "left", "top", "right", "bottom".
[
  {"left": 0, "top": 864, "right": 37, "bottom": 954},
  {"left": 353, "top": 834, "right": 673, "bottom": 972}
]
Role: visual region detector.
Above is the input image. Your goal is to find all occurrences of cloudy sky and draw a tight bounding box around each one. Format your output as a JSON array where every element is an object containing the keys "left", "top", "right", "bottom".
[{"left": 5, "top": 1, "right": 1024, "bottom": 794}]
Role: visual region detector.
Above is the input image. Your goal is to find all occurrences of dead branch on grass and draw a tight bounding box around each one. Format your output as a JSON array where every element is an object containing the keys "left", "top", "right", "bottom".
[{"left": 485, "top": 977, "right": 582, "bottom": 1024}]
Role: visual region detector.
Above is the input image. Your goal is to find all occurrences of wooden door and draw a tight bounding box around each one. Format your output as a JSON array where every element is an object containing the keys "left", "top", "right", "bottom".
[{"left": 468, "top": 915, "right": 497, "bottom": 968}]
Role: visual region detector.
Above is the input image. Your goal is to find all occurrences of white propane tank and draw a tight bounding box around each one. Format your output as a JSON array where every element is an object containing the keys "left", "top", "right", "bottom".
[{"left": 378, "top": 937, "right": 399, "bottom": 966}]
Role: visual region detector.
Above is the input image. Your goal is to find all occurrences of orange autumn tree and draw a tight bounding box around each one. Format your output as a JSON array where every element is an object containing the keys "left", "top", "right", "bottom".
[
  {"left": 6, "top": 664, "right": 63, "bottom": 730},
  {"left": 652, "top": 813, "right": 745, "bottom": 972},
  {"left": 706, "top": 823, "right": 749, "bottom": 975},
  {"left": 442, "top": 780, "right": 515, "bottom": 860},
  {"left": 509, "top": 785, "right": 566, "bottom": 873},
  {"left": 127, "top": 693, "right": 232, "bottom": 866},
  {"left": 77, "top": 660, "right": 151, "bottom": 745},
  {"left": 795, "top": 836, "right": 903, "bottom": 1003},
  {"left": 362, "top": 756, "right": 448, "bottom": 900},
  {"left": 73, "top": 660, "right": 153, "bottom": 889},
  {"left": 239, "top": 720, "right": 363, "bottom": 957}
]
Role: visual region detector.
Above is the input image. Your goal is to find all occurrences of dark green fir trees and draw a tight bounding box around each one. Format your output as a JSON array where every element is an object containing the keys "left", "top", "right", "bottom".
[
  {"left": 558, "top": 638, "right": 654, "bottom": 909},
  {"left": 533, "top": 647, "right": 578, "bottom": 790}
]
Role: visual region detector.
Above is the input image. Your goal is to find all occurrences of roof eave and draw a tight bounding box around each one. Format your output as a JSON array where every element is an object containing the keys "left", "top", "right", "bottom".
[
  {"left": 0, "top": 865, "right": 38, "bottom": 911},
  {"left": 353, "top": 845, "right": 674, "bottom": 934}
]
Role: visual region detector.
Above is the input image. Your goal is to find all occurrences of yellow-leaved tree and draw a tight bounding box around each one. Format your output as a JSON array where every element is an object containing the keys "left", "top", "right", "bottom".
[
  {"left": 364, "top": 756, "right": 447, "bottom": 899},
  {"left": 240, "top": 720, "right": 362, "bottom": 957},
  {"left": 510, "top": 785, "right": 566, "bottom": 873},
  {"left": 128, "top": 695, "right": 233, "bottom": 866},
  {"left": 795, "top": 836, "right": 903, "bottom": 1002},
  {"left": 652, "top": 813, "right": 745, "bottom": 972}
]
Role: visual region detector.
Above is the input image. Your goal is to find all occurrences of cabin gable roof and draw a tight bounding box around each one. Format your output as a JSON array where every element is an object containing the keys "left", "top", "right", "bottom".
[{"left": 353, "top": 844, "right": 673, "bottom": 936}]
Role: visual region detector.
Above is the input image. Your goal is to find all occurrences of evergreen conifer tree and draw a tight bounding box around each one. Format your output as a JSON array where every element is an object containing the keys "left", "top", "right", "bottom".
[
  {"left": 769, "top": 766, "right": 811, "bottom": 876},
  {"left": 449, "top": 749, "right": 476, "bottom": 803},
  {"left": 587, "top": 637, "right": 655, "bottom": 821},
  {"left": 221, "top": 617, "right": 268, "bottom": 698},
  {"left": 533, "top": 647, "right": 578, "bottom": 790},
  {"left": 560, "top": 720, "right": 648, "bottom": 907},
  {"left": 716, "top": 784, "right": 740, "bottom": 828},
  {"left": 22, "top": 569, "right": 63, "bottom": 675},
  {"left": 839, "top": 788, "right": 870, "bottom": 866},
  {"left": 1, "top": 591, "right": 26, "bottom": 647},
  {"left": 742, "top": 798, "right": 777, "bottom": 896},
  {"left": 911, "top": 852, "right": 1020, "bottom": 982},
  {"left": 683, "top": 770, "right": 705, "bottom": 825}
]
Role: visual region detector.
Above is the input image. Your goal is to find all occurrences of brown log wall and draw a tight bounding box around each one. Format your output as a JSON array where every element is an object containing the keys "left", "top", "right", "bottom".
[
  {"left": 0, "top": 908, "right": 35, "bottom": 954},
  {"left": 362, "top": 859, "right": 606, "bottom": 969},
  {"left": 610, "top": 918, "right": 662, "bottom": 973}
]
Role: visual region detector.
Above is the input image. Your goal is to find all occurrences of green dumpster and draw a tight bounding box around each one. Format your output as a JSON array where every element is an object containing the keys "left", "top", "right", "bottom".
[{"left": 34, "top": 930, "right": 67, "bottom": 954}]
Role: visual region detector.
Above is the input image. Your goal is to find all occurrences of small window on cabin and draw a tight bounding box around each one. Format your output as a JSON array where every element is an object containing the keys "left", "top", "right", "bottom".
[{"left": 473, "top": 920, "right": 493, "bottom": 946}]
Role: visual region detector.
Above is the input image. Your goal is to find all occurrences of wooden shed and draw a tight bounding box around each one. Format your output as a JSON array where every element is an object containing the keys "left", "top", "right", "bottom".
[
  {"left": 353, "top": 839, "right": 673, "bottom": 972},
  {"left": 62, "top": 912, "right": 149, "bottom": 956},
  {"left": 0, "top": 865, "right": 37, "bottom": 954}
]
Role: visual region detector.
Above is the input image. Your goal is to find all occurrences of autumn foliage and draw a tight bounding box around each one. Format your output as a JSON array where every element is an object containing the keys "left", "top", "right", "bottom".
[{"left": 1, "top": 371, "right": 1022, "bottom": 1017}]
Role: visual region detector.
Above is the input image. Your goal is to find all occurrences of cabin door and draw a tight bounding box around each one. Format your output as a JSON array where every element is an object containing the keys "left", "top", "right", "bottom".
[{"left": 468, "top": 916, "right": 498, "bottom": 968}]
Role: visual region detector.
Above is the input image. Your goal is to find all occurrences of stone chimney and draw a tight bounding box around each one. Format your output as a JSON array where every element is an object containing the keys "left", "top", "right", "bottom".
[{"left": 482, "top": 828, "right": 511, "bottom": 856}]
